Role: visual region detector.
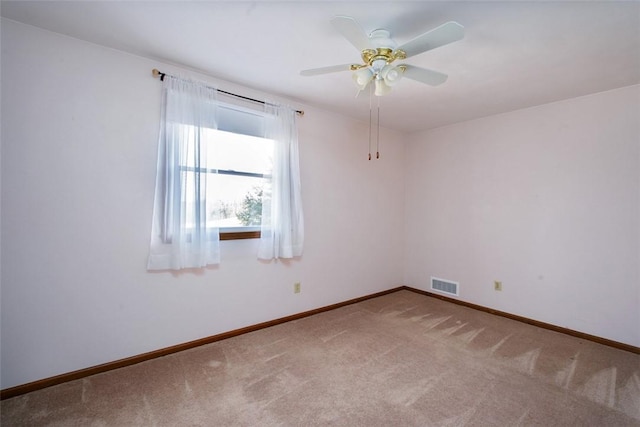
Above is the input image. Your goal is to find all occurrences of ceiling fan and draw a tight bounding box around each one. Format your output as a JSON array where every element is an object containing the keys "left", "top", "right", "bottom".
[{"left": 301, "top": 16, "right": 465, "bottom": 96}]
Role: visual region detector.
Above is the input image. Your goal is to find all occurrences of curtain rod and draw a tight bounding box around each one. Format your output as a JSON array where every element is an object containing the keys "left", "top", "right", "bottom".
[{"left": 152, "top": 69, "right": 304, "bottom": 116}]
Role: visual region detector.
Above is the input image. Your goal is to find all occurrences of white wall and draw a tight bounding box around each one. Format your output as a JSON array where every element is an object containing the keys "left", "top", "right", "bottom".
[
  {"left": 0, "top": 20, "right": 406, "bottom": 389},
  {"left": 404, "top": 84, "right": 640, "bottom": 347}
]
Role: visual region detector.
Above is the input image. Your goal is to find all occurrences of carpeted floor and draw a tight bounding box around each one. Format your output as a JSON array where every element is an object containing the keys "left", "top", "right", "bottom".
[{"left": 2, "top": 290, "right": 639, "bottom": 426}]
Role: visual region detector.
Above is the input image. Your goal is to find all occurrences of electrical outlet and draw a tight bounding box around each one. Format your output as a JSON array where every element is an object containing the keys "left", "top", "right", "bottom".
[
  {"left": 294, "top": 282, "right": 301, "bottom": 294},
  {"left": 494, "top": 281, "right": 502, "bottom": 291}
]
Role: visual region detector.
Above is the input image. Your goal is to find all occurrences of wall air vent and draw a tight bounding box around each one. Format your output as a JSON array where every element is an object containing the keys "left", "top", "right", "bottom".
[{"left": 431, "top": 277, "right": 459, "bottom": 296}]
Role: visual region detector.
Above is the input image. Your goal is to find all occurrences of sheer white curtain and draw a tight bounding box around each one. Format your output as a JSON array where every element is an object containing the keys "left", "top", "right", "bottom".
[
  {"left": 258, "top": 102, "right": 304, "bottom": 260},
  {"left": 147, "top": 76, "right": 220, "bottom": 270}
]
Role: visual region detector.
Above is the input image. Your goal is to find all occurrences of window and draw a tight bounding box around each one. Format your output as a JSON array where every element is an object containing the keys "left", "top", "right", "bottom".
[
  {"left": 180, "top": 122, "right": 273, "bottom": 240},
  {"left": 180, "top": 104, "right": 273, "bottom": 240}
]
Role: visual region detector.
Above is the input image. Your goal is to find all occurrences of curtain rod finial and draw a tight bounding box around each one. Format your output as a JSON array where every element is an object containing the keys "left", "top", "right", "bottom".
[{"left": 152, "top": 68, "right": 165, "bottom": 81}]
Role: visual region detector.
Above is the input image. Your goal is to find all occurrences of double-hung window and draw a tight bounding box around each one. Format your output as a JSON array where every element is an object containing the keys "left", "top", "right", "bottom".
[{"left": 182, "top": 104, "right": 274, "bottom": 240}]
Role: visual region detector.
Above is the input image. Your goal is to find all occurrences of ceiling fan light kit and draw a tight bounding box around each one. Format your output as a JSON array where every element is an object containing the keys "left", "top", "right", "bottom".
[
  {"left": 353, "top": 67, "right": 374, "bottom": 90},
  {"left": 374, "top": 78, "right": 391, "bottom": 97},
  {"left": 379, "top": 64, "right": 403, "bottom": 87}
]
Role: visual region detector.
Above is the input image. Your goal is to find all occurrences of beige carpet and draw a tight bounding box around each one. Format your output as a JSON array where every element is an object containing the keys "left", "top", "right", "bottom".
[{"left": 2, "top": 290, "right": 639, "bottom": 426}]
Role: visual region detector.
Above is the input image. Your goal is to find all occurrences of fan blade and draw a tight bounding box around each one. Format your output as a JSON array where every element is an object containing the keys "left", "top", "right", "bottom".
[
  {"left": 397, "top": 21, "right": 464, "bottom": 58},
  {"left": 401, "top": 65, "right": 448, "bottom": 86},
  {"left": 300, "top": 64, "right": 353, "bottom": 76},
  {"left": 331, "top": 15, "right": 372, "bottom": 51}
]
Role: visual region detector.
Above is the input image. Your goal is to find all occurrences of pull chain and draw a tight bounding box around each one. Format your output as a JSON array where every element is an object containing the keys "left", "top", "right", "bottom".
[
  {"left": 376, "top": 95, "right": 380, "bottom": 159},
  {"left": 368, "top": 83, "right": 373, "bottom": 161}
]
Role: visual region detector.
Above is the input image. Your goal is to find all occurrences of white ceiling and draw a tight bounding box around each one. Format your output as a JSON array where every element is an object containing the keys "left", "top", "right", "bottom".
[{"left": 2, "top": 1, "right": 639, "bottom": 133}]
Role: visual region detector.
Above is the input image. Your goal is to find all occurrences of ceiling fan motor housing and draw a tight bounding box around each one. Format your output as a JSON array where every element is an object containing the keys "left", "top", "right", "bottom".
[
  {"left": 369, "top": 29, "right": 396, "bottom": 49},
  {"left": 361, "top": 47, "right": 406, "bottom": 69}
]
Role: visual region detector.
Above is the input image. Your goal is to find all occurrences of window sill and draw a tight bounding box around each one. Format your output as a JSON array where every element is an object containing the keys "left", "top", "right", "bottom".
[{"left": 220, "top": 231, "right": 261, "bottom": 240}]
